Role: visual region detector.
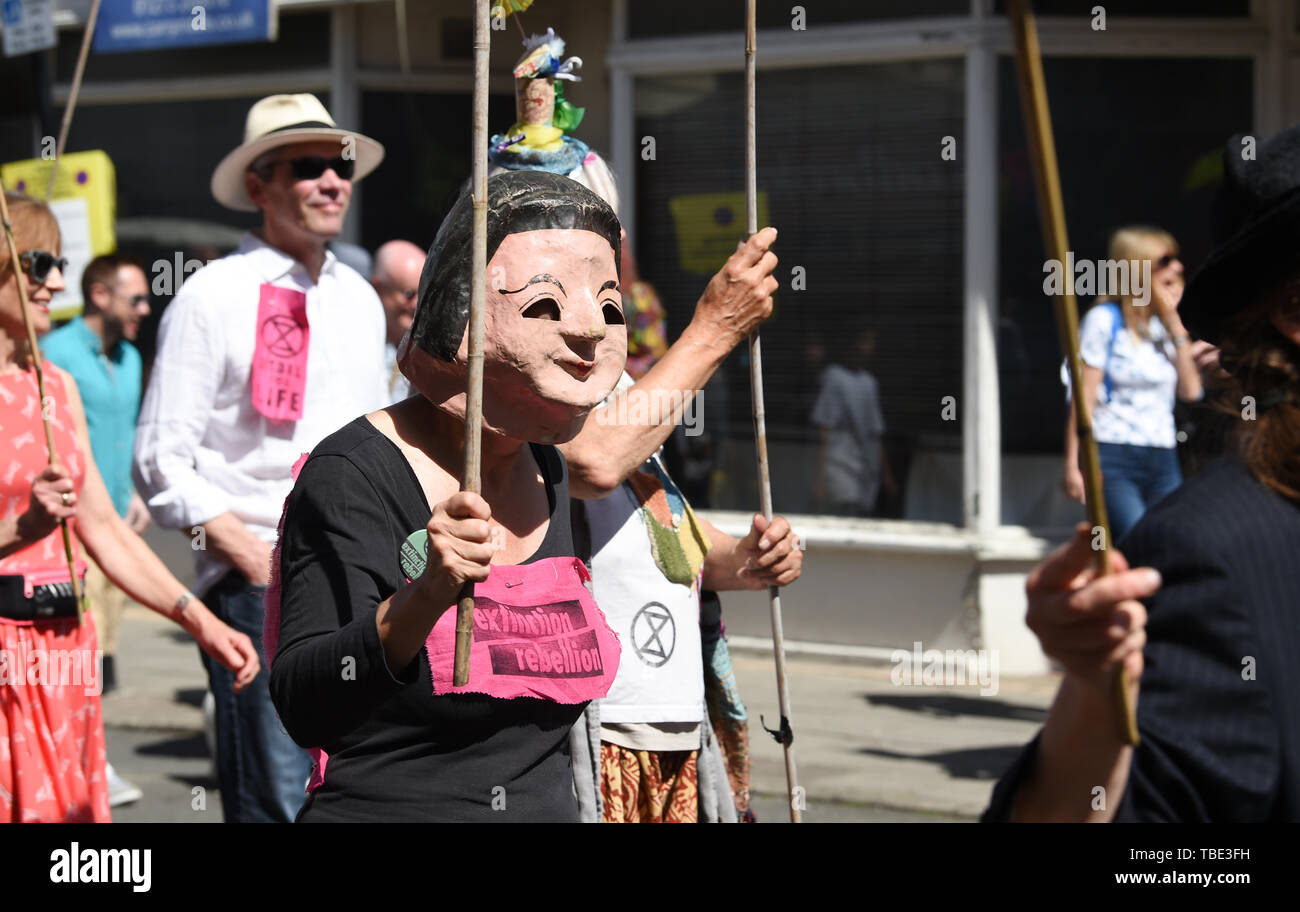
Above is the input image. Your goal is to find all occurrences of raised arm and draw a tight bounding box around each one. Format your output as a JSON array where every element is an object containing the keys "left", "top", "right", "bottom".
[
  {"left": 1151, "top": 278, "right": 1203, "bottom": 403},
  {"left": 560, "top": 227, "right": 779, "bottom": 498},
  {"left": 995, "top": 512, "right": 1278, "bottom": 822},
  {"left": 1003, "top": 523, "right": 1152, "bottom": 821}
]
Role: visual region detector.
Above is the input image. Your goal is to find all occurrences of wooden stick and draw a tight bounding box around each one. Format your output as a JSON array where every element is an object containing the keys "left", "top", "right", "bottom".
[
  {"left": 0, "top": 184, "right": 86, "bottom": 615},
  {"left": 44, "top": 0, "right": 102, "bottom": 201},
  {"left": 394, "top": 0, "right": 411, "bottom": 76},
  {"left": 453, "top": 0, "right": 492, "bottom": 687},
  {"left": 744, "top": 0, "right": 802, "bottom": 822},
  {"left": 1007, "top": 0, "right": 1138, "bottom": 746}
]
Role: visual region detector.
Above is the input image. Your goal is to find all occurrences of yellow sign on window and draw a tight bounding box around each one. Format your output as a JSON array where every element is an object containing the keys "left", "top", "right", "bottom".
[
  {"left": 668, "top": 190, "right": 770, "bottom": 276},
  {"left": 2, "top": 151, "right": 118, "bottom": 320}
]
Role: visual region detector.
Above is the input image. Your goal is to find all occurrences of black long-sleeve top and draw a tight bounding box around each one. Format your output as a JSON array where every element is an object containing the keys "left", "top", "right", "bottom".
[{"left": 270, "top": 416, "right": 585, "bottom": 822}]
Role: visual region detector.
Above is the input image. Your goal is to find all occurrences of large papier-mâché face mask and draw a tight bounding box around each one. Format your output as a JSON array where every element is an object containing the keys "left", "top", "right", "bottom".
[
  {"left": 399, "top": 170, "right": 626, "bottom": 443},
  {"left": 399, "top": 230, "right": 625, "bottom": 442}
]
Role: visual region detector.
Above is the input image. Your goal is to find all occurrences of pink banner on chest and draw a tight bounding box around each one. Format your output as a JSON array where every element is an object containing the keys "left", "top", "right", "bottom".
[
  {"left": 251, "top": 283, "right": 310, "bottom": 422},
  {"left": 424, "top": 556, "right": 621, "bottom": 703}
]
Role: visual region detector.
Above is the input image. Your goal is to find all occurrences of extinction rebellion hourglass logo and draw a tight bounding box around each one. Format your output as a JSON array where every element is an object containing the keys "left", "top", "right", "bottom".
[{"left": 631, "top": 602, "right": 675, "bottom": 667}]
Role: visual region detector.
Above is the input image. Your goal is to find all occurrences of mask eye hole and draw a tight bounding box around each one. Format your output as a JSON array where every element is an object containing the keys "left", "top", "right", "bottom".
[
  {"left": 521, "top": 298, "right": 560, "bottom": 320},
  {"left": 602, "top": 302, "right": 625, "bottom": 325}
]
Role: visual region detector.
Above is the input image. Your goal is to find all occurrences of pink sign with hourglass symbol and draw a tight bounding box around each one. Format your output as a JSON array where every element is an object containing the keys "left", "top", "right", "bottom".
[{"left": 251, "top": 283, "right": 310, "bottom": 422}]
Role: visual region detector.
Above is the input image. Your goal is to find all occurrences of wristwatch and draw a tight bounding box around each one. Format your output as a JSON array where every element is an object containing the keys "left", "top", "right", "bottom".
[{"left": 172, "top": 590, "right": 196, "bottom": 621}]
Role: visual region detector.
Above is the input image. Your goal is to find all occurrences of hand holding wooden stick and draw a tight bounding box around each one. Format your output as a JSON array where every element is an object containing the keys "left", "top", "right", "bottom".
[
  {"left": 743, "top": 0, "right": 803, "bottom": 822},
  {"left": 453, "top": 0, "right": 493, "bottom": 687}
]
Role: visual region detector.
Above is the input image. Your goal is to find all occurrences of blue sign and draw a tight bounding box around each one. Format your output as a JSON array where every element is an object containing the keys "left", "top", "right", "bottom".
[{"left": 93, "top": 0, "right": 275, "bottom": 54}]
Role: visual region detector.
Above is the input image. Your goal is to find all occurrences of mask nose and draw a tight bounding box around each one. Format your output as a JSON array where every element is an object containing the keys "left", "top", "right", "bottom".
[{"left": 561, "top": 293, "right": 607, "bottom": 345}]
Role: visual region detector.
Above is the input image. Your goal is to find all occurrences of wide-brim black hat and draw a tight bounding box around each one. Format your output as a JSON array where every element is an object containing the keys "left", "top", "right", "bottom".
[{"left": 1181, "top": 124, "right": 1300, "bottom": 345}]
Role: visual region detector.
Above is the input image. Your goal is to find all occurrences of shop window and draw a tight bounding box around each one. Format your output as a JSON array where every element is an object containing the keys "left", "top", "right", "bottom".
[
  {"left": 996, "top": 55, "right": 1251, "bottom": 526},
  {"left": 633, "top": 61, "right": 965, "bottom": 522}
]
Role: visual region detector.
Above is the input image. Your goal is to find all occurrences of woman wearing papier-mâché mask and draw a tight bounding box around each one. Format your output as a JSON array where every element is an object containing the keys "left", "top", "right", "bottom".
[{"left": 266, "top": 171, "right": 627, "bottom": 821}]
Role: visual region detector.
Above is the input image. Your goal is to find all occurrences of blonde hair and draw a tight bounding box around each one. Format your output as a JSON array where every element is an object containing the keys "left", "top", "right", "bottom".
[
  {"left": 0, "top": 192, "right": 60, "bottom": 284},
  {"left": 1106, "top": 225, "right": 1179, "bottom": 341}
]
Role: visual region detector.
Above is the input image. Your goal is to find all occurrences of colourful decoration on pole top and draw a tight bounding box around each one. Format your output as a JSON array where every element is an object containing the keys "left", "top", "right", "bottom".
[{"left": 490, "top": 28, "right": 590, "bottom": 174}]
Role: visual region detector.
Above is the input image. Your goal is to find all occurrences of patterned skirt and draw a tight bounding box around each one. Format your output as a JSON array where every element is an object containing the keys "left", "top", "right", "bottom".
[
  {"left": 599, "top": 743, "right": 699, "bottom": 823},
  {"left": 0, "top": 615, "right": 110, "bottom": 823}
]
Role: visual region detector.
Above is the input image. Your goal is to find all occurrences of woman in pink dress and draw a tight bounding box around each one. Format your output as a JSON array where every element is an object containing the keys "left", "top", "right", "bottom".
[{"left": 0, "top": 192, "right": 260, "bottom": 822}]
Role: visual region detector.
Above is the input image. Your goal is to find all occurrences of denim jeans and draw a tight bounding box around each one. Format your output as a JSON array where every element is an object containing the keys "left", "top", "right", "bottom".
[
  {"left": 201, "top": 571, "right": 311, "bottom": 823},
  {"left": 1098, "top": 442, "right": 1183, "bottom": 544}
]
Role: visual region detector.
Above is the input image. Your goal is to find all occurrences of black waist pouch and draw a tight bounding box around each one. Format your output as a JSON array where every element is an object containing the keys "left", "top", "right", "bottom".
[{"left": 0, "top": 574, "right": 82, "bottom": 622}]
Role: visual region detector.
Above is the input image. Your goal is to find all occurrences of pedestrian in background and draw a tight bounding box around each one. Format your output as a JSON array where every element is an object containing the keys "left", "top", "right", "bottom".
[
  {"left": 811, "top": 324, "right": 896, "bottom": 517},
  {"left": 371, "top": 239, "right": 424, "bottom": 403},
  {"left": 1062, "top": 227, "right": 1205, "bottom": 541},
  {"left": 133, "top": 94, "right": 388, "bottom": 822}
]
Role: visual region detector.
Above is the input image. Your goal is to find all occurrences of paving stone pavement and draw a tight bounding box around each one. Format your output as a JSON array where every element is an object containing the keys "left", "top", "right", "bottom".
[{"left": 102, "top": 604, "right": 1057, "bottom": 822}]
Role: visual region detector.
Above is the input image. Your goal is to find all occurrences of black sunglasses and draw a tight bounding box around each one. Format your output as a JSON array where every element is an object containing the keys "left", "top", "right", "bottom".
[
  {"left": 266, "top": 155, "right": 356, "bottom": 181},
  {"left": 18, "top": 250, "right": 69, "bottom": 284},
  {"left": 113, "top": 289, "right": 151, "bottom": 308}
]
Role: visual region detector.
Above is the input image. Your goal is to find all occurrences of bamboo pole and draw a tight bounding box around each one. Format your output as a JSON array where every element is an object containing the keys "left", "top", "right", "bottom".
[
  {"left": 44, "top": 0, "right": 102, "bottom": 201},
  {"left": 0, "top": 184, "right": 86, "bottom": 615},
  {"left": 744, "top": 0, "right": 802, "bottom": 822},
  {"left": 394, "top": 0, "right": 411, "bottom": 76},
  {"left": 1007, "top": 0, "right": 1138, "bottom": 745},
  {"left": 453, "top": 0, "right": 492, "bottom": 687}
]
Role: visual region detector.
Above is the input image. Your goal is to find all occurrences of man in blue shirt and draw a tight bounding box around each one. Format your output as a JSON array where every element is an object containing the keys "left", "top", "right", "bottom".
[
  {"left": 43, "top": 254, "right": 152, "bottom": 671},
  {"left": 42, "top": 253, "right": 153, "bottom": 807}
]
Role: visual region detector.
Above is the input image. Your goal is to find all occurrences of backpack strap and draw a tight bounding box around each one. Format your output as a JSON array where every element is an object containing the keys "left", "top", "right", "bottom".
[{"left": 1100, "top": 300, "right": 1124, "bottom": 403}]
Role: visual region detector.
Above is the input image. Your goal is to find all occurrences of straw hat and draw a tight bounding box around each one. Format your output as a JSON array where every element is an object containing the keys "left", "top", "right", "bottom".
[{"left": 210, "top": 94, "right": 385, "bottom": 212}]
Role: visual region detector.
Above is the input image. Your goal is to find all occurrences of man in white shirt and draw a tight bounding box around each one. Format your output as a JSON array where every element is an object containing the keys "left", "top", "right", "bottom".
[
  {"left": 370, "top": 239, "right": 424, "bottom": 402},
  {"left": 134, "top": 94, "right": 388, "bottom": 822}
]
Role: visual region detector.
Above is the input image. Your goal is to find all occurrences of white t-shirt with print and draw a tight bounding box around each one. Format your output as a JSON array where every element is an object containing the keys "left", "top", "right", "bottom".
[{"left": 1063, "top": 303, "right": 1178, "bottom": 449}]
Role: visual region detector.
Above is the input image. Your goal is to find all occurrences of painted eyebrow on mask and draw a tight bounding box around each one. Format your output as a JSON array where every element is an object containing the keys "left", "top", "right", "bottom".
[
  {"left": 499, "top": 274, "right": 566, "bottom": 297},
  {"left": 599, "top": 280, "right": 619, "bottom": 295}
]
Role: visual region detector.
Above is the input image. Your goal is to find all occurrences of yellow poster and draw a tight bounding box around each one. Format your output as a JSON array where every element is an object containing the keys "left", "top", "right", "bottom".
[
  {"left": 2, "top": 151, "right": 117, "bottom": 319},
  {"left": 668, "top": 190, "right": 770, "bottom": 275}
]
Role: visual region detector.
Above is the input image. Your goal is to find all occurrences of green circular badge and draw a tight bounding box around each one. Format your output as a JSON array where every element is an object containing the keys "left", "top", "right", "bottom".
[{"left": 399, "top": 529, "right": 428, "bottom": 581}]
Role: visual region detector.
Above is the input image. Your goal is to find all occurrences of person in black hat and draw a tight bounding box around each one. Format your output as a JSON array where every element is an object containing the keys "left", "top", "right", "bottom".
[{"left": 983, "top": 125, "right": 1300, "bottom": 822}]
